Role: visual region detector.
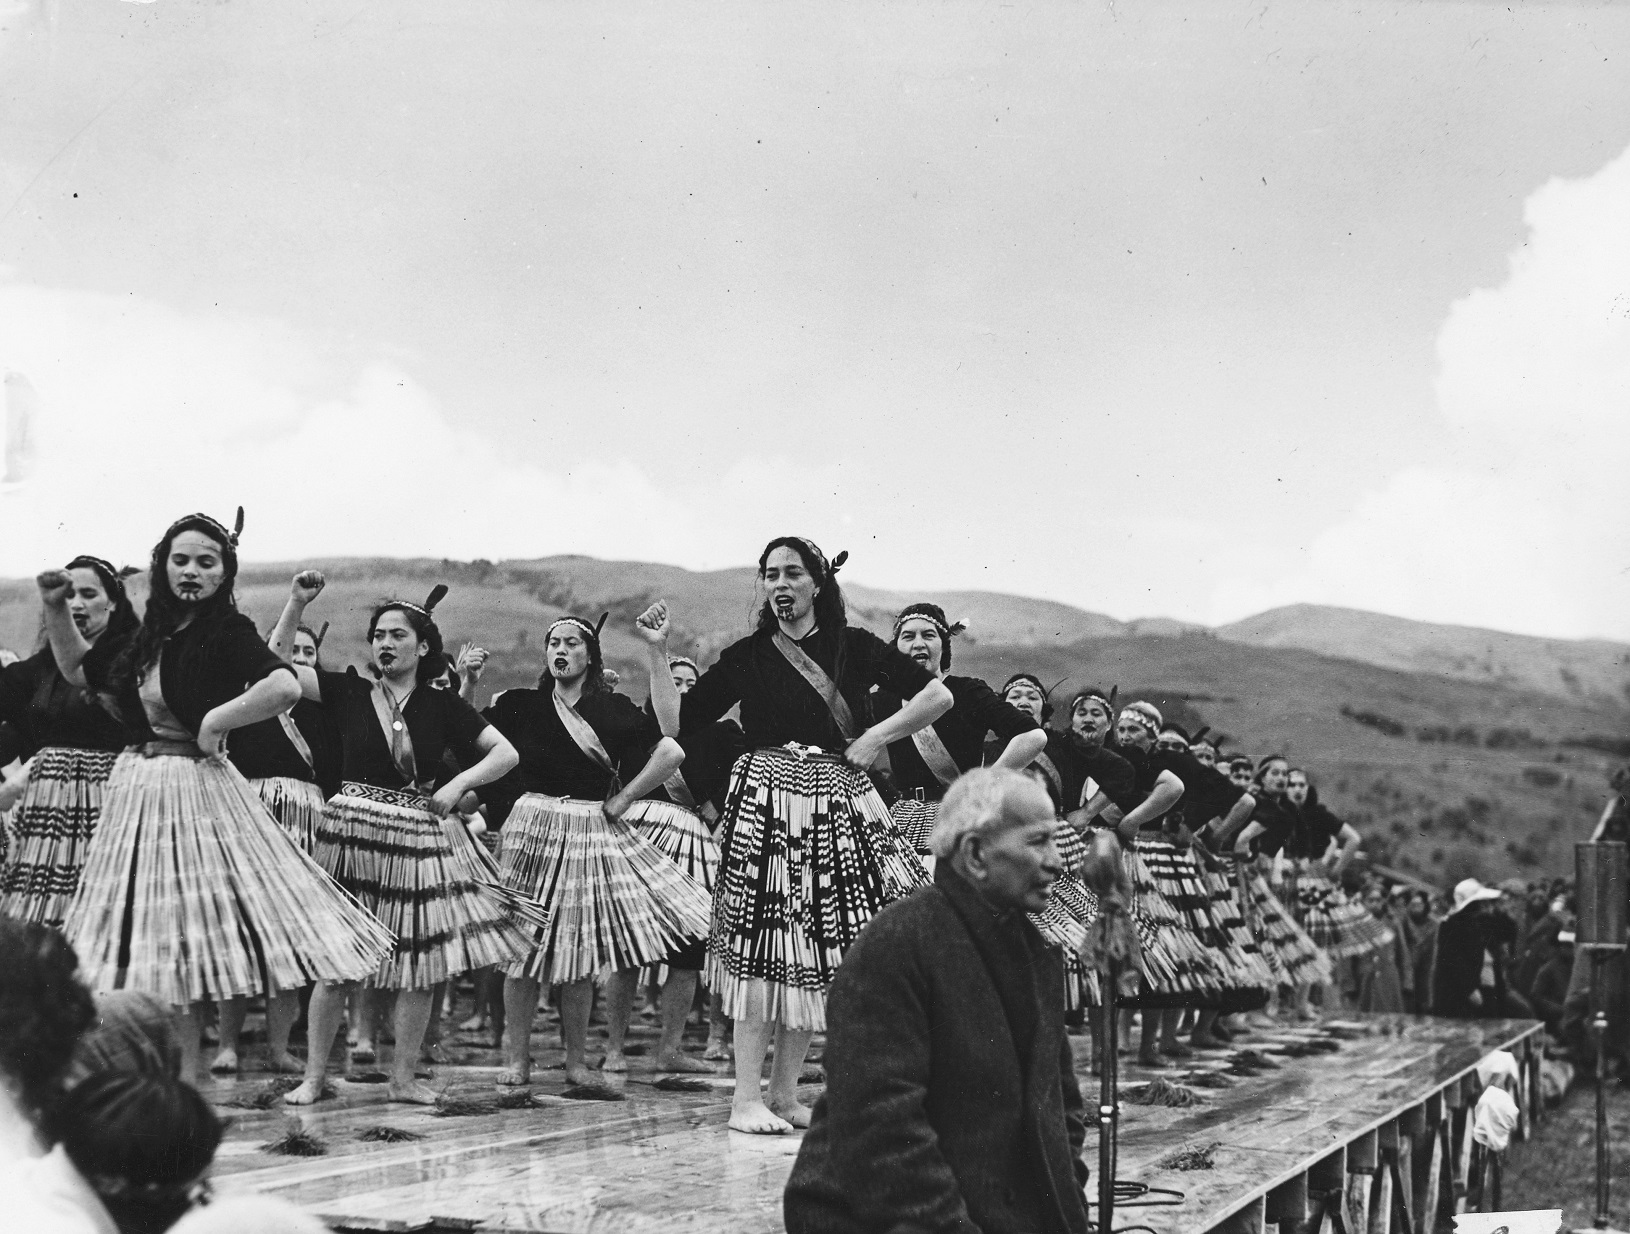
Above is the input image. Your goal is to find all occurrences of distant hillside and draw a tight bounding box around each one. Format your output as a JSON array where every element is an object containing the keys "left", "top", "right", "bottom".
[
  {"left": 1217, "top": 604, "right": 1630, "bottom": 708},
  {"left": 3, "top": 555, "right": 1624, "bottom": 887}
]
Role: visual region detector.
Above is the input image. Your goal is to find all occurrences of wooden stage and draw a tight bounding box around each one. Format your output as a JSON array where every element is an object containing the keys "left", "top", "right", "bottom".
[{"left": 204, "top": 1006, "right": 1544, "bottom": 1234}]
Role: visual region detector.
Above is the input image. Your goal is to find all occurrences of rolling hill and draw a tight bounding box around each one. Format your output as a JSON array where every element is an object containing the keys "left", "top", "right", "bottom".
[{"left": 3, "top": 554, "right": 1624, "bottom": 888}]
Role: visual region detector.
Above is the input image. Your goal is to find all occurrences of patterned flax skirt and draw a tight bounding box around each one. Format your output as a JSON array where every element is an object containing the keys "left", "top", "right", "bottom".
[
  {"left": 1278, "top": 859, "right": 1393, "bottom": 961},
  {"left": 1123, "top": 837, "right": 1222, "bottom": 1005},
  {"left": 888, "top": 797, "right": 939, "bottom": 856},
  {"left": 1031, "top": 825, "right": 1161, "bottom": 1007},
  {"left": 1239, "top": 861, "right": 1332, "bottom": 987},
  {"left": 498, "top": 794, "right": 712, "bottom": 986},
  {"left": 0, "top": 746, "right": 118, "bottom": 931},
  {"left": 623, "top": 798, "right": 721, "bottom": 894},
  {"left": 317, "top": 782, "right": 547, "bottom": 990},
  {"left": 1196, "top": 855, "right": 1278, "bottom": 1001},
  {"left": 707, "top": 744, "right": 930, "bottom": 1032},
  {"left": 249, "top": 776, "right": 325, "bottom": 855},
  {"left": 63, "top": 747, "right": 394, "bottom": 1006}
]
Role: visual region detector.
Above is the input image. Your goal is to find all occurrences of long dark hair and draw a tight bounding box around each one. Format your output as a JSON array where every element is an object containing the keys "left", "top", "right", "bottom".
[
  {"left": 367, "top": 602, "right": 448, "bottom": 686},
  {"left": 753, "top": 536, "right": 850, "bottom": 714},
  {"left": 536, "top": 614, "right": 610, "bottom": 697},
  {"left": 112, "top": 516, "right": 240, "bottom": 692}
]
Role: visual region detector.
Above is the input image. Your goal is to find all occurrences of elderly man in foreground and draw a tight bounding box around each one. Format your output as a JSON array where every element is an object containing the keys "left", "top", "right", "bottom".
[{"left": 784, "top": 767, "right": 1090, "bottom": 1234}]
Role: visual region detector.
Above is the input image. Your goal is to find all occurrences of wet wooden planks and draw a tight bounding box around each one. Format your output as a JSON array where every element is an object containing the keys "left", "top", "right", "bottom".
[{"left": 206, "top": 1015, "right": 1540, "bottom": 1234}]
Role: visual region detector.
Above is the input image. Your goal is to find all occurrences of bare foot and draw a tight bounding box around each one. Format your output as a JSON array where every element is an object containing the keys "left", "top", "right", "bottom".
[
  {"left": 386, "top": 1078, "right": 440, "bottom": 1105},
  {"left": 266, "top": 1052, "right": 305, "bottom": 1074},
  {"left": 703, "top": 1036, "right": 731, "bottom": 1061},
  {"left": 209, "top": 1048, "right": 240, "bottom": 1075},
  {"left": 458, "top": 1013, "right": 487, "bottom": 1033},
  {"left": 495, "top": 1066, "right": 531, "bottom": 1087},
  {"left": 282, "top": 1078, "right": 329, "bottom": 1106},
  {"left": 564, "top": 1063, "right": 596, "bottom": 1086},
  {"left": 729, "top": 1100, "right": 792, "bottom": 1135},
  {"left": 1191, "top": 1033, "right": 1226, "bottom": 1050},
  {"left": 598, "top": 1050, "right": 628, "bottom": 1073},
  {"left": 768, "top": 1098, "right": 812, "bottom": 1129},
  {"left": 421, "top": 1042, "right": 451, "bottom": 1066},
  {"left": 351, "top": 1042, "right": 377, "bottom": 1064},
  {"left": 655, "top": 1052, "right": 716, "bottom": 1074}
]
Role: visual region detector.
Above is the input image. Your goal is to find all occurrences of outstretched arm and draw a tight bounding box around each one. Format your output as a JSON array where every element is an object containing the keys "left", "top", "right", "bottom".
[
  {"left": 1328, "top": 822, "right": 1362, "bottom": 877},
  {"left": 36, "top": 571, "right": 92, "bottom": 685},
  {"left": 634, "top": 601, "right": 681, "bottom": 738},
  {"left": 270, "top": 572, "right": 326, "bottom": 702},
  {"left": 1212, "top": 792, "right": 1258, "bottom": 848},
  {"left": 455, "top": 643, "right": 488, "bottom": 705}
]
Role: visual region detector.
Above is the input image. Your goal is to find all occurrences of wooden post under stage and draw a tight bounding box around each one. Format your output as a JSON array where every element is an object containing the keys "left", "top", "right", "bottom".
[{"left": 206, "top": 1014, "right": 1542, "bottom": 1234}]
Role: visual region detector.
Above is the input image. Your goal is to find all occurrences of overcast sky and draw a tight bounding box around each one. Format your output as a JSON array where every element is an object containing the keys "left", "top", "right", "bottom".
[{"left": 2, "top": 0, "right": 1627, "bottom": 640}]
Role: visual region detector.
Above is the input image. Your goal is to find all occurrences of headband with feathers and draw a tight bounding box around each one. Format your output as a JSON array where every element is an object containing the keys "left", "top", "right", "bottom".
[
  {"left": 391, "top": 584, "right": 449, "bottom": 619},
  {"left": 164, "top": 506, "right": 245, "bottom": 549},
  {"left": 549, "top": 611, "right": 609, "bottom": 644}
]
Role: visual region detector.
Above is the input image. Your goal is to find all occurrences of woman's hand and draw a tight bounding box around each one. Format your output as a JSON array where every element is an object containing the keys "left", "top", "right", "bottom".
[
  {"left": 291, "top": 570, "right": 326, "bottom": 605},
  {"left": 633, "top": 601, "right": 671, "bottom": 646},
  {"left": 603, "top": 789, "right": 632, "bottom": 821},
  {"left": 196, "top": 710, "right": 231, "bottom": 761},
  {"left": 427, "top": 782, "right": 462, "bottom": 818},
  {"left": 456, "top": 642, "right": 489, "bottom": 679},
  {"left": 844, "top": 731, "right": 885, "bottom": 771},
  {"left": 36, "top": 570, "right": 72, "bottom": 609}
]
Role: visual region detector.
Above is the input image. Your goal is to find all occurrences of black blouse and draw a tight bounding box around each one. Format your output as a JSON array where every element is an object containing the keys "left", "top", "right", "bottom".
[
  {"left": 1247, "top": 794, "right": 1299, "bottom": 857},
  {"left": 228, "top": 699, "right": 338, "bottom": 793},
  {"left": 873, "top": 675, "right": 1037, "bottom": 799},
  {"left": 1004, "top": 730, "right": 1139, "bottom": 817},
  {"left": 667, "top": 719, "right": 747, "bottom": 813},
  {"left": 1113, "top": 743, "right": 1242, "bottom": 833},
  {"left": 483, "top": 687, "right": 662, "bottom": 803},
  {"left": 93, "top": 613, "right": 292, "bottom": 743},
  {"left": 0, "top": 647, "right": 130, "bottom": 755},
  {"left": 680, "top": 626, "right": 936, "bottom": 753},
  {"left": 316, "top": 668, "right": 489, "bottom": 791}
]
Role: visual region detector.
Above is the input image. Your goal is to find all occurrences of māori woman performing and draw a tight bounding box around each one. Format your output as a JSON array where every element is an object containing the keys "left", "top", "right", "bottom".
[
  {"left": 210, "top": 573, "right": 342, "bottom": 1076},
  {"left": 678, "top": 537, "right": 952, "bottom": 1134},
  {"left": 484, "top": 604, "right": 712, "bottom": 1088},
  {"left": 876, "top": 605, "right": 1046, "bottom": 864},
  {"left": 1110, "top": 700, "right": 1274, "bottom": 1063},
  {"left": 1237, "top": 756, "right": 1382, "bottom": 1018},
  {"left": 0, "top": 558, "right": 137, "bottom": 930},
  {"left": 285, "top": 576, "right": 540, "bottom": 1105},
  {"left": 59, "top": 514, "right": 394, "bottom": 1084}
]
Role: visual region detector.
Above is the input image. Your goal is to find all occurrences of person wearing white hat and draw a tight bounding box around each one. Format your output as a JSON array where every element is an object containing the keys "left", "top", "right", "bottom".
[{"left": 1427, "top": 878, "right": 1529, "bottom": 1018}]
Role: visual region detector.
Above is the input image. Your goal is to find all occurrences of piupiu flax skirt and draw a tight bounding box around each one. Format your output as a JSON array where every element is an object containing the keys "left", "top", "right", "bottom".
[
  {"left": 707, "top": 744, "right": 930, "bottom": 1031},
  {"left": 888, "top": 797, "right": 939, "bottom": 855},
  {"left": 622, "top": 798, "right": 721, "bottom": 894},
  {"left": 1239, "top": 860, "right": 1332, "bottom": 987},
  {"left": 498, "top": 794, "right": 712, "bottom": 985},
  {"left": 1122, "top": 837, "right": 1222, "bottom": 1005},
  {"left": 0, "top": 746, "right": 118, "bottom": 930},
  {"left": 316, "top": 782, "right": 547, "bottom": 990},
  {"left": 63, "top": 746, "right": 394, "bottom": 1005},
  {"left": 249, "top": 776, "right": 325, "bottom": 855},
  {"left": 1277, "top": 859, "right": 1393, "bottom": 961}
]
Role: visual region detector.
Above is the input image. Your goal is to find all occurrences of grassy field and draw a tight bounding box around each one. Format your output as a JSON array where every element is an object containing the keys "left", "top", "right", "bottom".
[
  {"left": 3, "top": 554, "right": 1624, "bottom": 887},
  {"left": 1504, "top": 1079, "right": 1630, "bottom": 1227}
]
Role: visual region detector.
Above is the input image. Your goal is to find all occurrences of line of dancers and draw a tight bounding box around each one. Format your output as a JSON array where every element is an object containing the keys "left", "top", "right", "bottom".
[{"left": 0, "top": 518, "right": 1392, "bottom": 1133}]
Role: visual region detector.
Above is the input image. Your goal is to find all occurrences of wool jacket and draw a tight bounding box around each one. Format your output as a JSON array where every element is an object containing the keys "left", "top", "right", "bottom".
[{"left": 784, "top": 866, "right": 1090, "bottom": 1234}]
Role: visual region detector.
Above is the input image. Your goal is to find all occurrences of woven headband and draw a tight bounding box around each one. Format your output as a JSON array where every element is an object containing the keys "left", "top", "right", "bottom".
[
  {"left": 1071, "top": 686, "right": 1118, "bottom": 714},
  {"left": 549, "top": 612, "right": 609, "bottom": 644},
  {"left": 789, "top": 537, "right": 848, "bottom": 579},
  {"left": 386, "top": 584, "right": 448, "bottom": 620},
  {"left": 668, "top": 655, "right": 700, "bottom": 674},
  {"left": 64, "top": 555, "right": 128, "bottom": 602},
  {"left": 164, "top": 506, "right": 244, "bottom": 548},
  {"left": 891, "top": 608, "right": 968, "bottom": 642},
  {"left": 1118, "top": 703, "right": 1162, "bottom": 738}
]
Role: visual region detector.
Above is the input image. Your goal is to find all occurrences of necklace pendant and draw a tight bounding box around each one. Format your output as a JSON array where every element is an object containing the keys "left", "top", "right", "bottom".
[{"left": 392, "top": 720, "right": 404, "bottom": 731}]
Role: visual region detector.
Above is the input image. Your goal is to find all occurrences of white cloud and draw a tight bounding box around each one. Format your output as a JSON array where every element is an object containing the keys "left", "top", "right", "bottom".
[
  {"left": 1212, "top": 143, "right": 1630, "bottom": 640},
  {"left": 0, "top": 281, "right": 849, "bottom": 575}
]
